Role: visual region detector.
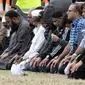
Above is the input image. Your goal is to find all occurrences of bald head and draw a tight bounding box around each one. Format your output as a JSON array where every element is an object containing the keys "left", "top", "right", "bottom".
[{"left": 70, "top": 3, "right": 82, "bottom": 15}]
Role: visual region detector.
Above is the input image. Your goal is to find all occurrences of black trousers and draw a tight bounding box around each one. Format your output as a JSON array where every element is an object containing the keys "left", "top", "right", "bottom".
[
  {"left": 3, "top": 0, "right": 6, "bottom": 10},
  {"left": 58, "top": 62, "right": 68, "bottom": 74},
  {"left": 68, "top": 49, "right": 85, "bottom": 79},
  {"left": 3, "top": 0, "right": 12, "bottom": 10}
]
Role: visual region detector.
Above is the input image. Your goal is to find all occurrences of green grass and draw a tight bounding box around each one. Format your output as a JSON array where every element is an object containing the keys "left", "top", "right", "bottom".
[{"left": 0, "top": 70, "right": 85, "bottom": 85}]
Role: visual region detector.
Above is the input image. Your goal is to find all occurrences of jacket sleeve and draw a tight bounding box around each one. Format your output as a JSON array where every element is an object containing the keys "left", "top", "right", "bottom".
[
  {"left": 38, "top": 39, "right": 54, "bottom": 59},
  {"left": 8, "top": 25, "right": 30, "bottom": 56}
]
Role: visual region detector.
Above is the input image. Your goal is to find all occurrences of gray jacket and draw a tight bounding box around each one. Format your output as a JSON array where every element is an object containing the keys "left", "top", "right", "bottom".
[{"left": 3, "top": 19, "right": 31, "bottom": 56}]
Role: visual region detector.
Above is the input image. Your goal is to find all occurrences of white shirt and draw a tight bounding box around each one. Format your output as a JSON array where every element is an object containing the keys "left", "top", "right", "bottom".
[
  {"left": 23, "top": 24, "right": 46, "bottom": 59},
  {"left": 79, "top": 36, "right": 85, "bottom": 48},
  {"left": 6, "top": 27, "right": 11, "bottom": 37}
]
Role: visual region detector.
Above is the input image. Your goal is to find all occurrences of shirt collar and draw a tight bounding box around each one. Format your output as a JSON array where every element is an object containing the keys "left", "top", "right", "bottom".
[{"left": 72, "top": 16, "right": 83, "bottom": 27}]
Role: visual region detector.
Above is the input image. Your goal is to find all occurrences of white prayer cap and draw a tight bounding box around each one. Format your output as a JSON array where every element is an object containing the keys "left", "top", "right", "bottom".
[
  {"left": 75, "top": 1, "right": 84, "bottom": 4},
  {"left": 31, "top": 10, "right": 42, "bottom": 17}
]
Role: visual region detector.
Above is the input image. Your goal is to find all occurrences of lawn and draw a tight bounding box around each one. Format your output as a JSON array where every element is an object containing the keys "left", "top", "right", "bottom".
[{"left": 0, "top": 70, "right": 85, "bottom": 85}]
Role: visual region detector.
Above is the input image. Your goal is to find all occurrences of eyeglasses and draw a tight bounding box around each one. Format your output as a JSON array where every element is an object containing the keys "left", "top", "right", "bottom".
[{"left": 67, "top": 10, "right": 75, "bottom": 12}]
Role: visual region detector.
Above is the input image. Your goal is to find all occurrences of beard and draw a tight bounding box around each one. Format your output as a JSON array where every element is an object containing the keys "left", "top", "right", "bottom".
[
  {"left": 10, "top": 21, "right": 19, "bottom": 34},
  {"left": 11, "top": 21, "right": 19, "bottom": 32}
]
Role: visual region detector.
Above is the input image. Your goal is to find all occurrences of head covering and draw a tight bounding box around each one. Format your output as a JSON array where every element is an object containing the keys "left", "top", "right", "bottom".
[
  {"left": 31, "top": 10, "right": 42, "bottom": 17},
  {"left": 5, "top": 10, "right": 19, "bottom": 18},
  {"left": 43, "top": 4, "right": 55, "bottom": 24}
]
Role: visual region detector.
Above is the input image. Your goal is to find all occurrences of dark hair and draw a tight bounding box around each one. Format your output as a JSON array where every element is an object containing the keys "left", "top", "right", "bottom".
[
  {"left": 43, "top": 4, "right": 55, "bottom": 24},
  {"left": 62, "top": 13, "right": 72, "bottom": 28},
  {"left": 5, "top": 10, "right": 20, "bottom": 18},
  {"left": 72, "top": 3, "right": 82, "bottom": 15},
  {"left": 39, "top": 11, "right": 44, "bottom": 18},
  {"left": 81, "top": 3, "right": 85, "bottom": 11},
  {"left": 32, "top": 16, "right": 41, "bottom": 22},
  {"left": 52, "top": 11, "right": 63, "bottom": 18}
]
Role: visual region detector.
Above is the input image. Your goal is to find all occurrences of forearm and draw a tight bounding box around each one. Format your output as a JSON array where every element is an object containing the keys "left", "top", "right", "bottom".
[
  {"left": 8, "top": 43, "right": 22, "bottom": 56},
  {"left": 76, "top": 48, "right": 85, "bottom": 62},
  {"left": 58, "top": 43, "right": 70, "bottom": 61},
  {"left": 75, "top": 47, "right": 84, "bottom": 56}
]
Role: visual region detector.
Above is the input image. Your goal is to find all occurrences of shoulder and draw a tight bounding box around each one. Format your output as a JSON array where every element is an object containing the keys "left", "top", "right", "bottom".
[
  {"left": 78, "top": 17, "right": 85, "bottom": 24},
  {"left": 19, "top": 20, "right": 30, "bottom": 31},
  {"left": 21, "top": 20, "right": 29, "bottom": 27}
]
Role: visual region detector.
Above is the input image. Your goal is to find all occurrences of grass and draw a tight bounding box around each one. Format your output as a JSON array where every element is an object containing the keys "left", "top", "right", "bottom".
[{"left": 0, "top": 70, "right": 85, "bottom": 85}]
